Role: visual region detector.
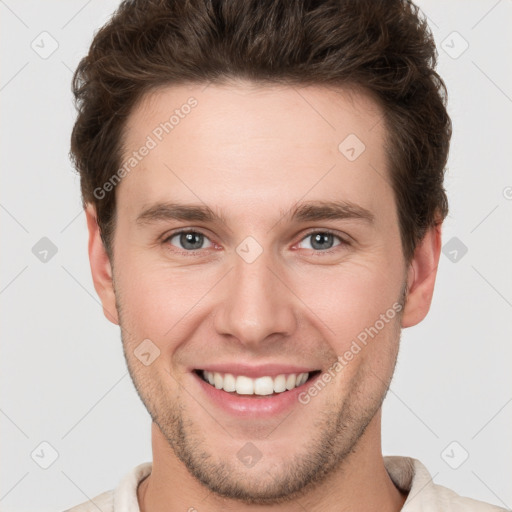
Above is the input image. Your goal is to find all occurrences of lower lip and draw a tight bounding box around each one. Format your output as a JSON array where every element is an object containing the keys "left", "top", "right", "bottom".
[{"left": 193, "top": 371, "right": 321, "bottom": 417}]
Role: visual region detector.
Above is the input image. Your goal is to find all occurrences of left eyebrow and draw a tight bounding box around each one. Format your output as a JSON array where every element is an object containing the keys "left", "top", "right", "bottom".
[
  {"left": 285, "top": 200, "right": 375, "bottom": 224},
  {"left": 135, "top": 199, "right": 375, "bottom": 227}
]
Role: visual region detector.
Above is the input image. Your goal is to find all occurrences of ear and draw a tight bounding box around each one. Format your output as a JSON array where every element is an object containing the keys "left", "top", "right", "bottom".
[
  {"left": 85, "top": 204, "right": 119, "bottom": 325},
  {"left": 401, "top": 222, "right": 442, "bottom": 328}
]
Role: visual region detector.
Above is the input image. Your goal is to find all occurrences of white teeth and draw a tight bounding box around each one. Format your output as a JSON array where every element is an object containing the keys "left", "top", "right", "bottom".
[
  {"left": 214, "top": 372, "right": 223, "bottom": 389},
  {"left": 297, "top": 372, "right": 308, "bottom": 386},
  {"left": 201, "top": 370, "right": 311, "bottom": 395},
  {"left": 254, "top": 376, "right": 274, "bottom": 395},
  {"left": 273, "top": 374, "right": 287, "bottom": 393},
  {"left": 285, "top": 374, "right": 296, "bottom": 390},
  {"left": 235, "top": 375, "right": 254, "bottom": 395},
  {"left": 223, "top": 373, "right": 236, "bottom": 392}
]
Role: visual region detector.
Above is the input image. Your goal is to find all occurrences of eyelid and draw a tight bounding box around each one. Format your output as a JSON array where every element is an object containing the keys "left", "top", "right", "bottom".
[
  {"left": 299, "top": 227, "right": 349, "bottom": 243},
  {"left": 161, "top": 227, "right": 213, "bottom": 242}
]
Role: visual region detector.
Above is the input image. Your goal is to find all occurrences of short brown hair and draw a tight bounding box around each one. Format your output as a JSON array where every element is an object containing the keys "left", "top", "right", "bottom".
[{"left": 70, "top": 0, "right": 451, "bottom": 263}]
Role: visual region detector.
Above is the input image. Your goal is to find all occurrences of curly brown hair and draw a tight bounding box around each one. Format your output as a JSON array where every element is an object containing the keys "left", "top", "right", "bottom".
[{"left": 70, "top": 0, "right": 451, "bottom": 263}]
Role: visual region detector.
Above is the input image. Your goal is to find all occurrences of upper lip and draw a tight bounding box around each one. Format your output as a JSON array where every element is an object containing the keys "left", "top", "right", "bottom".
[{"left": 193, "top": 363, "right": 320, "bottom": 379}]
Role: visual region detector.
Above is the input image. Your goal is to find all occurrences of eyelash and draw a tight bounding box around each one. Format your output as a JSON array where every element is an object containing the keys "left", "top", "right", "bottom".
[{"left": 162, "top": 228, "right": 349, "bottom": 256}]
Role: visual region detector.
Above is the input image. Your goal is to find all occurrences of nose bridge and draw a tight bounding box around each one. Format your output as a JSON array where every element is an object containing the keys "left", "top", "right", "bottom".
[{"left": 213, "top": 240, "right": 297, "bottom": 346}]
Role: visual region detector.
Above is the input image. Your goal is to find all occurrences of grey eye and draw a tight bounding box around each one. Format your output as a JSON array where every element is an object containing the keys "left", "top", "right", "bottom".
[
  {"left": 168, "top": 231, "right": 213, "bottom": 251},
  {"left": 299, "top": 232, "right": 342, "bottom": 251}
]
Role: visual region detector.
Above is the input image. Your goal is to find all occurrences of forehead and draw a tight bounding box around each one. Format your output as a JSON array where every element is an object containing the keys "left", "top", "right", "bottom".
[
  {"left": 117, "top": 81, "right": 393, "bottom": 225},
  {"left": 128, "top": 81, "right": 385, "bottom": 155}
]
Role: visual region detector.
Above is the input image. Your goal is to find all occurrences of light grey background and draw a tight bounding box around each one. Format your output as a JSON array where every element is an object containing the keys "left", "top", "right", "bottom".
[{"left": 1, "top": 1, "right": 511, "bottom": 511}]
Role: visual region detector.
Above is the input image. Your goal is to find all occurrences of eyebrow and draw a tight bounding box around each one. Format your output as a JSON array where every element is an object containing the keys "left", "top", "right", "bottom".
[{"left": 135, "top": 200, "right": 374, "bottom": 227}]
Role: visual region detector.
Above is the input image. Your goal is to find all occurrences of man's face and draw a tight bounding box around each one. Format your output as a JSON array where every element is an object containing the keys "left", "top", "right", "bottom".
[{"left": 102, "top": 82, "right": 409, "bottom": 502}]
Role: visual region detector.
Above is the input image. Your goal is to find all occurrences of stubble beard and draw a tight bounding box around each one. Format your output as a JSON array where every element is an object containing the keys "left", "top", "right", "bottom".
[{"left": 116, "top": 282, "right": 406, "bottom": 505}]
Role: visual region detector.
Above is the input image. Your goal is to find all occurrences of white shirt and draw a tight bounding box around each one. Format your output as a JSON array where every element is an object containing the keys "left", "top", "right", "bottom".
[{"left": 64, "top": 456, "right": 508, "bottom": 511}]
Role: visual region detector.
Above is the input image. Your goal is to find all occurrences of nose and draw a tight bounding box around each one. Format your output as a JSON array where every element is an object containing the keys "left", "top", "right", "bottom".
[{"left": 213, "top": 246, "right": 298, "bottom": 349}]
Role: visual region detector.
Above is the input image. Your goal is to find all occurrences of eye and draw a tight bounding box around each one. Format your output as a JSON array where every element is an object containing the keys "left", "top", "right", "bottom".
[
  {"left": 164, "top": 229, "right": 213, "bottom": 252},
  {"left": 296, "top": 230, "right": 345, "bottom": 253}
]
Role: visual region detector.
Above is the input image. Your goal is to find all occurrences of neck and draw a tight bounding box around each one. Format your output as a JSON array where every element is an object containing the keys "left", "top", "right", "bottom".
[{"left": 137, "top": 411, "right": 407, "bottom": 512}]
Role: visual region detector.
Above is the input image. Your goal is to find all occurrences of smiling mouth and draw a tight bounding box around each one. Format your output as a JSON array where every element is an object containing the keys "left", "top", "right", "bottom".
[{"left": 194, "top": 369, "right": 321, "bottom": 397}]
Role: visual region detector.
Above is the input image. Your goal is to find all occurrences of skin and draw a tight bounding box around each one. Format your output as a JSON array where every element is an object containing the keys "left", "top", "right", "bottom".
[{"left": 86, "top": 81, "right": 441, "bottom": 511}]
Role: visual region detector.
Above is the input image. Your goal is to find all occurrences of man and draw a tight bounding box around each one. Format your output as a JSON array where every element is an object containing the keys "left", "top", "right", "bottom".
[{"left": 65, "top": 0, "right": 505, "bottom": 510}]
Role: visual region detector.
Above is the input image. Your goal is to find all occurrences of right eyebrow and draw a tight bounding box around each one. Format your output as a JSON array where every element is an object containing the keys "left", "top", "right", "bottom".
[{"left": 136, "top": 202, "right": 227, "bottom": 226}]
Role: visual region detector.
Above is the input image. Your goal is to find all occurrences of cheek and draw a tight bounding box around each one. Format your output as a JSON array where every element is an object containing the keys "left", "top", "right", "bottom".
[
  {"left": 114, "top": 253, "right": 215, "bottom": 342},
  {"left": 294, "top": 255, "right": 403, "bottom": 338}
]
